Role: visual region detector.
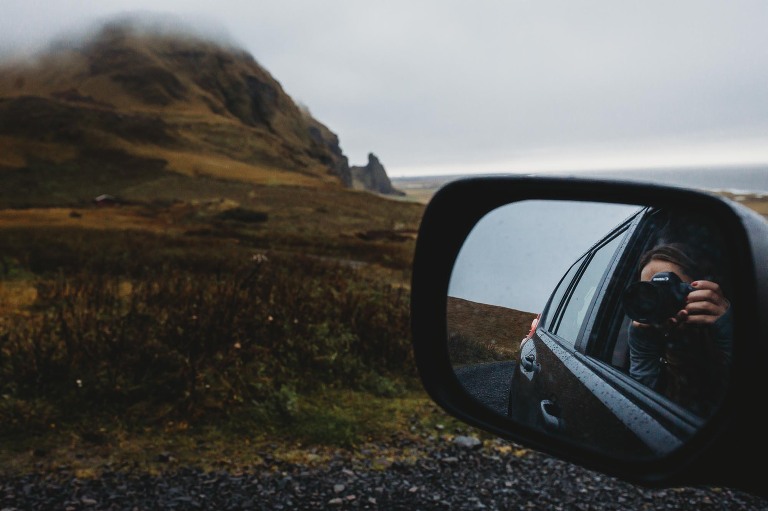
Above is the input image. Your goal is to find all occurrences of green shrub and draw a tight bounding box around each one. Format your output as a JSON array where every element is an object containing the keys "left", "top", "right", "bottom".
[{"left": 0, "top": 244, "right": 414, "bottom": 432}]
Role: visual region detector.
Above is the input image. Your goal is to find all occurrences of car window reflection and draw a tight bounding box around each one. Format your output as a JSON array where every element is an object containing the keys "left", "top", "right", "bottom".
[
  {"left": 545, "top": 257, "right": 584, "bottom": 332},
  {"left": 554, "top": 231, "right": 626, "bottom": 345}
]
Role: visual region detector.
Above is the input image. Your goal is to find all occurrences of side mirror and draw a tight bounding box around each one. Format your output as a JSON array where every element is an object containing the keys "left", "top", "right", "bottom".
[{"left": 410, "top": 176, "right": 768, "bottom": 496}]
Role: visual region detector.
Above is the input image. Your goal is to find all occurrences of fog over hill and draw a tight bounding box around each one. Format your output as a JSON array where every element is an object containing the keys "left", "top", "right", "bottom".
[{"left": 0, "top": 17, "right": 400, "bottom": 205}]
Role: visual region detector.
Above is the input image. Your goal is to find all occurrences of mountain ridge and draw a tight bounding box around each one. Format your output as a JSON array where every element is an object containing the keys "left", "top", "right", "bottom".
[{"left": 0, "top": 19, "right": 400, "bottom": 204}]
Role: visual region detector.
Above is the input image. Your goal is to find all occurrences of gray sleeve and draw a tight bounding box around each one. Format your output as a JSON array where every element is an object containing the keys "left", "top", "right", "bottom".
[
  {"left": 713, "top": 305, "right": 733, "bottom": 362},
  {"left": 627, "top": 323, "right": 664, "bottom": 389}
]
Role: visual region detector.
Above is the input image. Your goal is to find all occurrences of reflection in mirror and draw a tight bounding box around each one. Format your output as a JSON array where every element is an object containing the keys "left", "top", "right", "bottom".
[{"left": 447, "top": 200, "right": 733, "bottom": 460}]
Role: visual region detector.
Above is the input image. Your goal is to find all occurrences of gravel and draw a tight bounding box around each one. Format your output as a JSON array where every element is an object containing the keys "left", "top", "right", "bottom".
[{"left": 2, "top": 437, "right": 766, "bottom": 510}]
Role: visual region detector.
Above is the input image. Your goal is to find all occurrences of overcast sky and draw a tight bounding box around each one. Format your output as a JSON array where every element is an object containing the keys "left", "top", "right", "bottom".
[
  {"left": 449, "top": 201, "right": 641, "bottom": 312},
  {"left": 2, "top": 1, "right": 768, "bottom": 177}
]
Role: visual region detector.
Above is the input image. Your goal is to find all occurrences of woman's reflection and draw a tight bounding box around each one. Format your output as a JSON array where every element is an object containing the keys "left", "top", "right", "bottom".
[{"left": 624, "top": 243, "right": 732, "bottom": 417}]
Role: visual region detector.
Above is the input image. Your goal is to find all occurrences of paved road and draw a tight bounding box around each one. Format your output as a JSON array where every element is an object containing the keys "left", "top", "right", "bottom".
[{"left": 454, "top": 361, "right": 515, "bottom": 415}]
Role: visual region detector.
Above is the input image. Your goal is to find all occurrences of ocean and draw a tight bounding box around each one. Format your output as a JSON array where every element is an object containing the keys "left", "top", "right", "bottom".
[
  {"left": 568, "top": 166, "right": 768, "bottom": 194},
  {"left": 393, "top": 165, "right": 768, "bottom": 197}
]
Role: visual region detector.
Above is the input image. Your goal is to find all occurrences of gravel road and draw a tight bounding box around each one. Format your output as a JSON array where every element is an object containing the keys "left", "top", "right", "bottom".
[{"left": 2, "top": 435, "right": 766, "bottom": 510}]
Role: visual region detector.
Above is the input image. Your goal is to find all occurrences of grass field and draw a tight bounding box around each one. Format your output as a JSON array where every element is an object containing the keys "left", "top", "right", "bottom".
[
  {"left": 0, "top": 177, "right": 433, "bottom": 475},
  {"left": 1, "top": 171, "right": 765, "bottom": 477}
]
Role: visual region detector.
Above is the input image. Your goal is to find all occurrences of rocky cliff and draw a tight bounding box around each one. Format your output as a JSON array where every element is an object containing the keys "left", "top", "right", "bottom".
[{"left": 350, "top": 153, "right": 404, "bottom": 196}]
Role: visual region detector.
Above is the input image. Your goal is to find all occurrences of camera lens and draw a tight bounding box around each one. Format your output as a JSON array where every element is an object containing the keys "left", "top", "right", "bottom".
[{"left": 623, "top": 281, "right": 661, "bottom": 323}]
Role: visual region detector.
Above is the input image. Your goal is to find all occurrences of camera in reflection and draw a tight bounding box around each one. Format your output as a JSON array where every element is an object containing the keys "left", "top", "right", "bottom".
[{"left": 622, "top": 271, "right": 695, "bottom": 325}]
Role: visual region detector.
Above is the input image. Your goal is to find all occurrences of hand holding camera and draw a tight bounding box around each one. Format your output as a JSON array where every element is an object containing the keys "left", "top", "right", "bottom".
[{"left": 623, "top": 271, "right": 729, "bottom": 329}]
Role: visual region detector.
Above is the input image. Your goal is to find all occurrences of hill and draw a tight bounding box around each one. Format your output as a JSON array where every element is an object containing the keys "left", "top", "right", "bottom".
[
  {"left": 0, "top": 19, "right": 402, "bottom": 207},
  {"left": 447, "top": 296, "right": 538, "bottom": 365},
  {"left": 0, "top": 18, "right": 427, "bottom": 459}
]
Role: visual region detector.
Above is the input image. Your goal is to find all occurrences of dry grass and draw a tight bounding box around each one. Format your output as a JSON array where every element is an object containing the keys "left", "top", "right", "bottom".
[
  {"left": 0, "top": 280, "right": 37, "bottom": 316},
  {"left": 134, "top": 146, "right": 332, "bottom": 187},
  {"left": 0, "top": 137, "right": 79, "bottom": 168},
  {"left": 0, "top": 207, "right": 178, "bottom": 233},
  {"left": 734, "top": 195, "right": 768, "bottom": 217},
  {"left": 0, "top": 391, "right": 472, "bottom": 477}
]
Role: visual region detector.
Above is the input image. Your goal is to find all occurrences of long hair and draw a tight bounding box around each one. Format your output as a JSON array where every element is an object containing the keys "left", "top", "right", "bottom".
[{"left": 638, "top": 242, "right": 717, "bottom": 283}]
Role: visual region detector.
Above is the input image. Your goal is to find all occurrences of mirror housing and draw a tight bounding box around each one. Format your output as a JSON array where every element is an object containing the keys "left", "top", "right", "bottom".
[{"left": 410, "top": 176, "right": 768, "bottom": 495}]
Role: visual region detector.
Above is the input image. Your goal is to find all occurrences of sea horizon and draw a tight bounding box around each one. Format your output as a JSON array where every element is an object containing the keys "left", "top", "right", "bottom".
[{"left": 391, "top": 164, "right": 768, "bottom": 195}]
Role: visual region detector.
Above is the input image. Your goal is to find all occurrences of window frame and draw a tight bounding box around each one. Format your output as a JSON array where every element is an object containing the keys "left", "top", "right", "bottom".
[{"left": 541, "top": 210, "right": 644, "bottom": 350}]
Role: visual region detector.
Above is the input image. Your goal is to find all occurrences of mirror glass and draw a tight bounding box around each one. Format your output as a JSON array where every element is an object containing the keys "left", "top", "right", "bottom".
[{"left": 447, "top": 200, "right": 733, "bottom": 460}]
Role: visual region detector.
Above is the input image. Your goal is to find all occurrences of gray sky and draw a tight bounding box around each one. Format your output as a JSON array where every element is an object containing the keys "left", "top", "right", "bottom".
[
  {"left": 2, "top": 1, "right": 768, "bottom": 177},
  {"left": 449, "top": 201, "right": 641, "bottom": 312}
]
